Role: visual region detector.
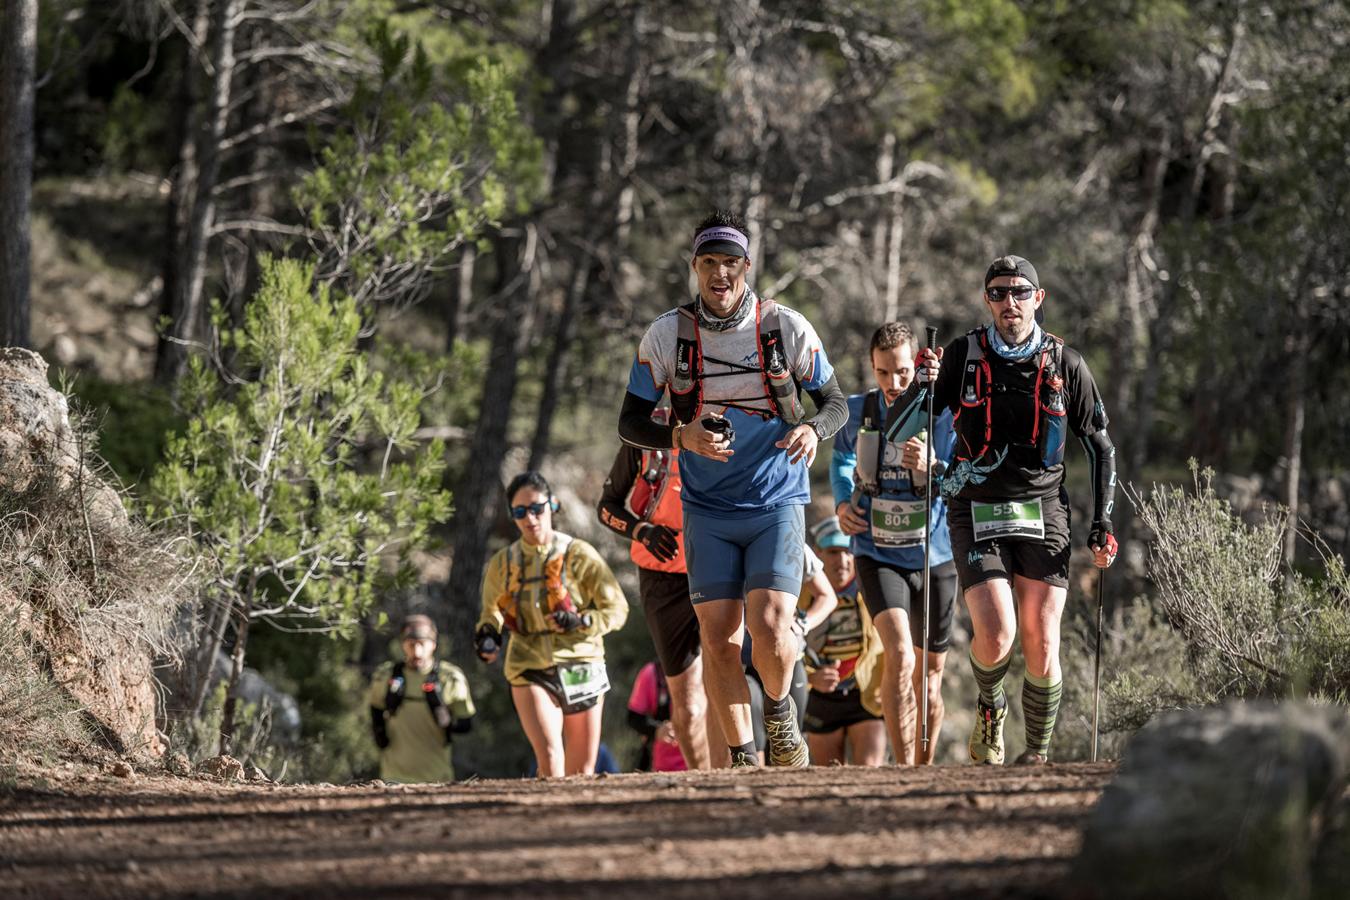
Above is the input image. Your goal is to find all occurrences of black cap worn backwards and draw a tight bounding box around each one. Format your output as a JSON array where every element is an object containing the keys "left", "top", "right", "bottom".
[{"left": 984, "top": 255, "right": 1039, "bottom": 289}]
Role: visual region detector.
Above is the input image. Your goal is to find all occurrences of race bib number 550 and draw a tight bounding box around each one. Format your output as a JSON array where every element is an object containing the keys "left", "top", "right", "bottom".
[{"left": 971, "top": 499, "right": 1045, "bottom": 541}]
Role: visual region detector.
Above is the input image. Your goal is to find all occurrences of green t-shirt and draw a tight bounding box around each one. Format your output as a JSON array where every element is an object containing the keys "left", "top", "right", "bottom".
[{"left": 369, "top": 660, "right": 475, "bottom": 783}]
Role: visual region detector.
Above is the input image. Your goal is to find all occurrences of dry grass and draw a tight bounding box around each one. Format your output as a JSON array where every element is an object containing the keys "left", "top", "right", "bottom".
[{"left": 0, "top": 405, "right": 192, "bottom": 763}]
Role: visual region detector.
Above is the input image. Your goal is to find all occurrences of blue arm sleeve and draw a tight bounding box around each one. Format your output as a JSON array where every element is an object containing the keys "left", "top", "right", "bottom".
[{"left": 831, "top": 446, "right": 857, "bottom": 508}]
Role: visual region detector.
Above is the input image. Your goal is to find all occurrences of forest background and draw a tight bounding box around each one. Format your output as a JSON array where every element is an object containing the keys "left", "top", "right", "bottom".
[{"left": 0, "top": 0, "right": 1347, "bottom": 780}]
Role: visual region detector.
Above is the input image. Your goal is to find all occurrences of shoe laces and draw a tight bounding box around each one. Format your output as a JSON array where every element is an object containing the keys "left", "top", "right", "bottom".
[
  {"left": 977, "top": 701, "right": 1004, "bottom": 745},
  {"left": 764, "top": 708, "right": 802, "bottom": 757}
]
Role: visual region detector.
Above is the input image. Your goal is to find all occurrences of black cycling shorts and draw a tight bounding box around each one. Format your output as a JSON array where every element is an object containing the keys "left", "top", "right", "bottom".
[
  {"left": 854, "top": 556, "right": 958, "bottom": 653},
  {"left": 947, "top": 488, "right": 1072, "bottom": 591},
  {"left": 803, "top": 686, "right": 881, "bottom": 735},
  {"left": 639, "top": 567, "right": 701, "bottom": 677}
]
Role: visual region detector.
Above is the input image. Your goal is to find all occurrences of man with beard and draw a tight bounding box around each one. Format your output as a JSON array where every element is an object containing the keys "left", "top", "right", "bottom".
[{"left": 883, "top": 255, "right": 1118, "bottom": 765}]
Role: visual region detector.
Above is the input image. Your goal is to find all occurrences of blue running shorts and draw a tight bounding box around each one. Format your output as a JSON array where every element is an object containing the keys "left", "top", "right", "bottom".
[{"left": 683, "top": 504, "right": 805, "bottom": 603}]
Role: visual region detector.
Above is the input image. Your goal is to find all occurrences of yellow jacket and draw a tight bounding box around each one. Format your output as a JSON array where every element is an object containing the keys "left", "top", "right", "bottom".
[
  {"left": 798, "top": 580, "right": 884, "bottom": 718},
  {"left": 477, "top": 532, "right": 628, "bottom": 686}
]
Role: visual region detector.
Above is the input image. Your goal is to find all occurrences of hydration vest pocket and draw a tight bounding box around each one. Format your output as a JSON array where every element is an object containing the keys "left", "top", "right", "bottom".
[
  {"left": 855, "top": 428, "right": 882, "bottom": 494},
  {"left": 1038, "top": 398, "right": 1067, "bottom": 467},
  {"left": 761, "top": 334, "right": 805, "bottom": 425}
]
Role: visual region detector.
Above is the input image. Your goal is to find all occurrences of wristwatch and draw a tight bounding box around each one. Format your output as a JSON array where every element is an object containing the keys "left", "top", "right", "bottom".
[{"left": 807, "top": 420, "right": 825, "bottom": 441}]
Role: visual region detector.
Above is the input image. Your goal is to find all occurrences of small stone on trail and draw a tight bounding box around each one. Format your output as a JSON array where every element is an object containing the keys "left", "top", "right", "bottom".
[
  {"left": 243, "top": 764, "right": 271, "bottom": 783},
  {"left": 196, "top": 755, "right": 245, "bottom": 781},
  {"left": 108, "top": 761, "right": 135, "bottom": 778},
  {"left": 164, "top": 752, "right": 191, "bottom": 777}
]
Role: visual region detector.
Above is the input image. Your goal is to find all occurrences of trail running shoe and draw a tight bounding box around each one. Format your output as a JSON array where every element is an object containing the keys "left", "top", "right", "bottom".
[
  {"left": 764, "top": 696, "right": 809, "bottom": 768},
  {"left": 969, "top": 695, "right": 1007, "bottom": 765},
  {"left": 730, "top": 749, "right": 759, "bottom": 769},
  {"left": 1014, "top": 750, "right": 1048, "bottom": 766}
]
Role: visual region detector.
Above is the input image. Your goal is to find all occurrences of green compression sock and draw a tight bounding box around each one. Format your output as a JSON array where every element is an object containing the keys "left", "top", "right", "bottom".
[
  {"left": 970, "top": 650, "right": 1013, "bottom": 707},
  {"left": 1022, "top": 671, "right": 1063, "bottom": 756}
]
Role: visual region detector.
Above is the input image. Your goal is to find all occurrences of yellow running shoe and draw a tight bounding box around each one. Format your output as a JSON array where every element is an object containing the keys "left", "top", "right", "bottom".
[
  {"left": 764, "top": 696, "right": 809, "bottom": 768},
  {"left": 969, "top": 696, "right": 1007, "bottom": 765}
]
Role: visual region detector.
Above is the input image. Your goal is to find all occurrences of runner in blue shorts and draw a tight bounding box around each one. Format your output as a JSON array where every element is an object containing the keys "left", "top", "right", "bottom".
[{"left": 618, "top": 210, "right": 848, "bottom": 768}]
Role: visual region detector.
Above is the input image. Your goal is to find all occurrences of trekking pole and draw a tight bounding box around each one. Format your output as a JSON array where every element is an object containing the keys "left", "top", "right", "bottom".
[
  {"left": 1091, "top": 568, "right": 1105, "bottom": 762},
  {"left": 920, "top": 326, "right": 938, "bottom": 760}
]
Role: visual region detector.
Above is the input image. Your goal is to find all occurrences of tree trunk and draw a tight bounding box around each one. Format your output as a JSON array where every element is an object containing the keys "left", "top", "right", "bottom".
[
  {"left": 157, "top": 3, "right": 208, "bottom": 374},
  {"left": 0, "top": 0, "right": 37, "bottom": 349},
  {"left": 187, "top": 593, "right": 231, "bottom": 720},
  {"left": 444, "top": 231, "right": 538, "bottom": 638},
  {"left": 527, "top": 256, "right": 588, "bottom": 470},
  {"left": 156, "top": 0, "right": 240, "bottom": 385},
  {"left": 218, "top": 608, "right": 251, "bottom": 756},
  {"left": 444, "top": 245, "right": 475, "bottom": 351}
]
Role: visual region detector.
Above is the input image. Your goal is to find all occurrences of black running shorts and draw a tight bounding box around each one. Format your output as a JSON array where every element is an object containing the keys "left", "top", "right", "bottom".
[
  {"left": 803, "top": 686, "right": 881, "bottom": 735},
  {"left": 946, "top": 487, "right": 1072, "bottom": 591},
  {"left": 639, "top": 567, "right": 701, "bottom": 677},
  {"left": 519, "top": 665, "right": 604, "bottom": 715},
  {"left": 854, "top": 556, "right": 958, "bottom": 653}
]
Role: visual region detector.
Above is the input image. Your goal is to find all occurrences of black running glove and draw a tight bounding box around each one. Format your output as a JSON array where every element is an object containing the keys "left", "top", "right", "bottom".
[
  {"left": 474, "top": 624, "right": 501, "bottom": 660},
  {"left": 369, "top": 707, "right": 390, "bottom": 749},
  {"left": 636, "top": 523, "right": 679, "bottom": 563},
  {"left": 551, "top": 609, "right": 593, "bottom": 632}
]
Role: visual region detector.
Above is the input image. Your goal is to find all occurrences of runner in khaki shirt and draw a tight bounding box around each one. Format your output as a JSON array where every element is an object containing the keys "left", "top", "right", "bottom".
[
  {"left": 368, "top": 615, "right": 475, "bottom": 783},
  {"left": 475, "top": 471, "right": 629, "bottom": 778}
]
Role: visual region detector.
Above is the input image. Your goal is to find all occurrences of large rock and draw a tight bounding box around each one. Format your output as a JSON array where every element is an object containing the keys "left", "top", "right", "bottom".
[
  {"left": 1070, "top": 701, "right": 1350, "bottom": 900},
  {"left": 0, "top": 348, "right": 163, "bottom": 759}
]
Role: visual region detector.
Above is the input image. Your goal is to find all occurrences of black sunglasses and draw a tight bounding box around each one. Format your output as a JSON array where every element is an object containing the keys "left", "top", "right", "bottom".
[
  {"left": 985, "top": 286, "right": 1037, "bottom": 302},
  {"left": 510, "top": 501, "right": 551, "bottom": 520}
]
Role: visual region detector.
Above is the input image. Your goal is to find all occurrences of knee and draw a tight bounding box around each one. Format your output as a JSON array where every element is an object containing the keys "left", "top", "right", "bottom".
[
  {"left": 891, "top": 645, "right": 916, "bottom": 680},
  {"left": 701, "top": 637, "right": 742, "bottom": 668},
  {"left": 926, "top": 671, "right": 945, "bottom": 705},
  {"left": 669, "top": 689, "right": 704, "bottom": 724}
]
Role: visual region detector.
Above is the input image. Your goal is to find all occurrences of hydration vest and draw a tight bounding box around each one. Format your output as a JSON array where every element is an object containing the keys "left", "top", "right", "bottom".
[
  {"left": 383, "top": 661, "right": 453, "bottom": 742},
  {"left": 669, "top": 296, "right": 807, "bottom": 425},
  {"left": 495, "top": 534, "right": 578, "bottom": 635},
  {"left": 625, "top": 448, "right": 686, "bottom": 573},
  {"left": 954, "top": 328, "right": 1067, "bottom": 469}
]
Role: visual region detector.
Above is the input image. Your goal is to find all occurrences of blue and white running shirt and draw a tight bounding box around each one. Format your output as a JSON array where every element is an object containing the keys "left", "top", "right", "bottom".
[{"left": 627, "top": 290, "right": 834, "bottom": 515}]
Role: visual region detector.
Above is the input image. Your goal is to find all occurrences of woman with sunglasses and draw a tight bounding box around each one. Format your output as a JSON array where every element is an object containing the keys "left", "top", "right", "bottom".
[{"left": 474, "top": 471, "right": 628, "bottom": 777}]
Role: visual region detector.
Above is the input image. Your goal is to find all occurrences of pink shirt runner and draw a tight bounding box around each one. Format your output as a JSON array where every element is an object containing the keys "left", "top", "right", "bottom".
[{"left": 628, "top": 662, "right": 687, "bottom": 772}]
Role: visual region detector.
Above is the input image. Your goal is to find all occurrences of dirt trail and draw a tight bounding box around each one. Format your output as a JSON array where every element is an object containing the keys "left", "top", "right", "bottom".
[{"left": 1, "top": 763, "right": 1113, "bottom": 899}]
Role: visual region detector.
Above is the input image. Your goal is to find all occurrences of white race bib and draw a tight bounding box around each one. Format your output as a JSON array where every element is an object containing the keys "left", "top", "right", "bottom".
[
  {"left": 559, "top": 661, "right": 610, "bottom": 705},
  {"left": 870, "top": 498, "right": 927, "bottom": 548},
  {"left": 971, "top": 498, "right": 1045, "bottom": 541}
]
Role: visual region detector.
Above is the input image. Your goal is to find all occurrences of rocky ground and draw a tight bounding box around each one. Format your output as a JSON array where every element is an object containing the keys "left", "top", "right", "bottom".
[{"left": 0, "top": 762, "right": 1112, "bottom": 899}]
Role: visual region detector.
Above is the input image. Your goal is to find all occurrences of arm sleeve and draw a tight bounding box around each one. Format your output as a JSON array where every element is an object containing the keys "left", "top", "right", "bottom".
[
  {"left": 619, "top": 391, "right": 675, "bottom": 451},
  {"left": 475, "top": 551, "right": 507, "bottom": 634},
  {"left": 1080, "top": 429, "right": 1117, "bottom": 525},
  {"left": 804, "top": 374, "right": 849, "bottom": 440},
  {"left": 627, "top": 710, "right": 661, "bottom": 737},
  {"left": 597, "top": 444, "right": 644, "bottom": 538},
  {"left": 830, "top": 397, "right": 860, "bottom": 506},
  {"left": 570, "top": 541, "right": 629, "bottom": 636}
]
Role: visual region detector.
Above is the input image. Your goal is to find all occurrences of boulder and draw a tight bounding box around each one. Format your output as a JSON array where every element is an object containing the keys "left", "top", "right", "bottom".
[
  {"left": 1070, "top": 701, "right": 1350, "bottom": 900},
  {"left": 0, "top": 348, "right": 162, "bottom": 759}
]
